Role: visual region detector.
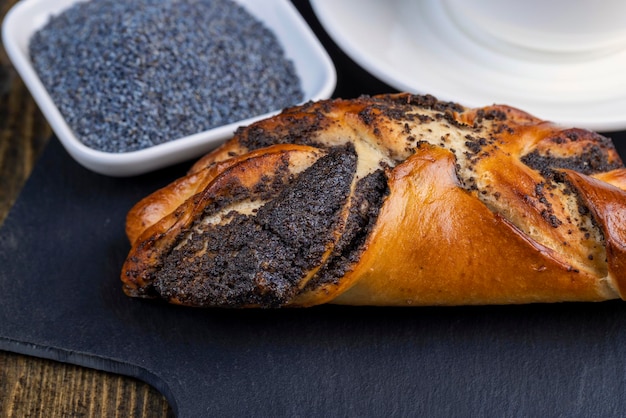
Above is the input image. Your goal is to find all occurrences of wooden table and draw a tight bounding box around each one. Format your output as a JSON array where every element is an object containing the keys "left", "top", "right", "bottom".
[{"left": 0, "top": 0, "right": 172, "bottom": 415}]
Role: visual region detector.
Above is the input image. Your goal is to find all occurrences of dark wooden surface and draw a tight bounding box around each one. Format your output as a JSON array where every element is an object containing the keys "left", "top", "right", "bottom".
[{"left": 0, "top": 0, "right": 172, "bottom": 416}]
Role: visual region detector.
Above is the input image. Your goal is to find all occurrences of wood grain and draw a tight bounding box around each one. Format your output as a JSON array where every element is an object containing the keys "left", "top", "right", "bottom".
[
  {"left": 0, "top": 0, "right": 173, "bottom": 416},
  {"left": 0, "top": 352, "right": 172, "bottom": 418}
]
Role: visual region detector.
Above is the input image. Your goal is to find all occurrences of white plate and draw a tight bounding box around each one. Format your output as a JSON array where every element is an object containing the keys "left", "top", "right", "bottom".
[
  {"left": 2, "top": 0, "right": 336, "bottom": 176},
  {"left": 310, "top": 0, "right": 626, "bottom": 132}
]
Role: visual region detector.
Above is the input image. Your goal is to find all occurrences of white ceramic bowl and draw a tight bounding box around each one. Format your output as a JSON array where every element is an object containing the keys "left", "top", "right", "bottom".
[{"left": 2, "top": 0, "right": 336, "bottom": 176}]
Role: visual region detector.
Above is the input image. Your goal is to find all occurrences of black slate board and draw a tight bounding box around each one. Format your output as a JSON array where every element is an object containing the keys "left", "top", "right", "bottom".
[{"left": 3, "top": 2, "right": 626, "bottom": 416}]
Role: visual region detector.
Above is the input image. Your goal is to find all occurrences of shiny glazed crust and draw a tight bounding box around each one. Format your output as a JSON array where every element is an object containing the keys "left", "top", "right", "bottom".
[{"left": 121, "top": 93, "right": 626, "bottom": 307}]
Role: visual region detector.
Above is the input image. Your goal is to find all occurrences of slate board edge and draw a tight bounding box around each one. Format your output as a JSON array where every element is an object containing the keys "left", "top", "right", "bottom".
[{"left": 0, "top": 336, "right": 180, "bottom": 416}]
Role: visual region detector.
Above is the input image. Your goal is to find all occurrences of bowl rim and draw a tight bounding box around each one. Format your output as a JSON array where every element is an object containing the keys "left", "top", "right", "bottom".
[{"left": 2, "top": 0, "right": 337, "bottom": 176}]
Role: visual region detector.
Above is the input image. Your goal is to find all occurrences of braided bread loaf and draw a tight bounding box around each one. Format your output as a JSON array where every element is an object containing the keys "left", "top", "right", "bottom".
[{"left": 121, "top": 94, "right": 626, "bottom": 307}]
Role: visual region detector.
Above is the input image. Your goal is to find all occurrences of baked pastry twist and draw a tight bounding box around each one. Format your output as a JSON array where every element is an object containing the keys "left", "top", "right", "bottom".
[{"left": 121, "top": 93, "right": 626, "bottom": 307}]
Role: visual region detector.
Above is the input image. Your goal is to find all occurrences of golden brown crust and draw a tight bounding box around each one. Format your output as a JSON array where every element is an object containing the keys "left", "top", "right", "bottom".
[
  {"left": 121, "top": 93, "right": 626, "bottom": 307},
  {"left": 563, "top": 170, "right": 626, "bottom": 299},
  {"left": 328, "top": 146, "right": 614, "bottom": 306}
]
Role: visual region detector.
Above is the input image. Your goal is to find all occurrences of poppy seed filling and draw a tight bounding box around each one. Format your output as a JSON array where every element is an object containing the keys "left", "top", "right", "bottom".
[{"left": 151, "top": 144, "right": 377, "bottom": 307}]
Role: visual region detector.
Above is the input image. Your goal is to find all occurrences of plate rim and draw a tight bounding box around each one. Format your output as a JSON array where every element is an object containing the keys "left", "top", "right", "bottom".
[{"left": 310, "top": 0, "right": 626, "bottom": 132}]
